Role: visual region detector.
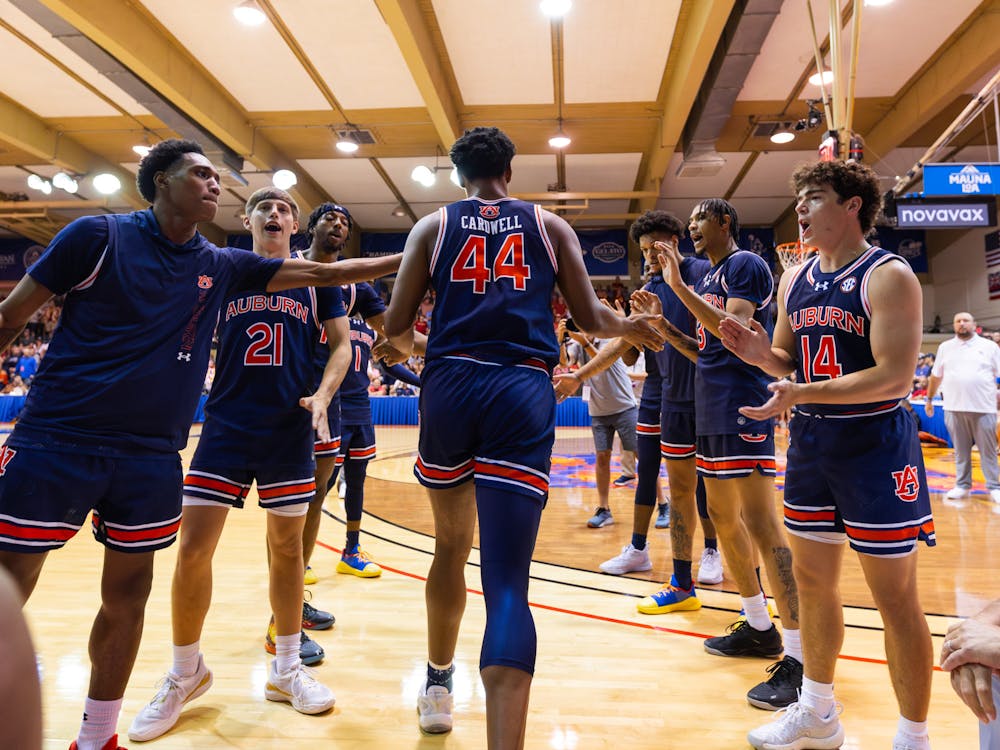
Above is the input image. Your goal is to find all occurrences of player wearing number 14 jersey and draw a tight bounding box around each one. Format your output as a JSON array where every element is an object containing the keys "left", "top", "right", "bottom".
[
  {"left": 385, "top": 127, "right": 664, "bottom": 747},
  {"left": 720, "top": 160, "right": 934, "bottom": 750}
]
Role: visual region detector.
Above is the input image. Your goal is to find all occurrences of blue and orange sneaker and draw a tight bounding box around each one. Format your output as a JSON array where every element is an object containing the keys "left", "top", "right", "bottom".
[
  {"left": 636, "top": 575, "right": 701, "bottom": 614},
  {"left": 336, "top": 545, "right": 382, "bottom": 578}
]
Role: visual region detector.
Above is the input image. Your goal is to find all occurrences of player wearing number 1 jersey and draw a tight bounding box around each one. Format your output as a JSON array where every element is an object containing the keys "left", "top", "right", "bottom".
[
  {"left": 720, "top": 161, "right": 934, "bottom": 750},
  {"left": 129, "top": 188, "right": 351, "bottom": 741},
  {"left": 384, "top": 127, "right": 664, "bottom": 749}
]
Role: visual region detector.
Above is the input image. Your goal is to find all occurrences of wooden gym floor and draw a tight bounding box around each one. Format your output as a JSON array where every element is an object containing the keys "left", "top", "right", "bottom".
[{"left": 24, "top": 425, "right": 995, "bottom": 749}]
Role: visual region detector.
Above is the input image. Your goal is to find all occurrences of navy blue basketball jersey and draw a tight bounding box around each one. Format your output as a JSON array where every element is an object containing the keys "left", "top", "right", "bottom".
[
  {"left": 340, "top": 318, "right": 377, "bottom": 426},
  {"left": 784, "top": 246, "right": 907, "bottom": 417},
  {"left": 308, "top": 276, "right": 384, "bottom": 380},
  {"left": 201, "top": 278, "right": 345, "bottom": 465},
  {"left": 638, "top": 347, "right": 662, "bottom": 413},
  {"left": 689, "top": 251, "right": 774, "bottom": 435},
  {"left": 426, "top": 198, "right": 559, "bottom": 368},
  {"left": 647, "top": 269, "right": 706, "bottom": 409},
  {"left": 13, "top": 210, "right": 281, "bottom": 455}
]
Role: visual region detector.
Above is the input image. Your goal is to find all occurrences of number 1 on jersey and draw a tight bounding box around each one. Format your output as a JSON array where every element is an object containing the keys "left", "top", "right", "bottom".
[{"left": 450, "top": 233, "right": 529, "bottom": 293}]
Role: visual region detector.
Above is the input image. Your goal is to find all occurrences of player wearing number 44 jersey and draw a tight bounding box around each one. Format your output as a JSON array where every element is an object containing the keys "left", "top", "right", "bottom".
[
  {"left": 384, "top": 127, "right": 664, "bottom": 750},
  {"left": 721, "top": 160, "right": 935, "bottom": 750}
]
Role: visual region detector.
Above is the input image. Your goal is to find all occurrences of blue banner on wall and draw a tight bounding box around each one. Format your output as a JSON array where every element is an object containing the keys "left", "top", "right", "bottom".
[
  {"left": 0, "top": 238, "right": 47, "bottom": 281},
  {"left": 923, "top": 163, "right": 1000, "bottom": 196},
  {"left": 578, "top": 229, "right": 628, "bottom": 277},
  {"left": 361, "top": 233, "right": 407, "bottom": 257},
  {"left": 871, "top": 227, "right": 927, "bottom": 273}
]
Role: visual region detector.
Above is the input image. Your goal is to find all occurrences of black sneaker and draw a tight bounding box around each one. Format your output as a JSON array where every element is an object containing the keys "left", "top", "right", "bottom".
[
  {"left": 704, "top": 620, "right": 783, "bottom": 658},
  {"left": 302, "top": 601, "right": 335, "bottom": 631},
  {"left": 747, "top": 655, "right": 803, "bottom": 710}
]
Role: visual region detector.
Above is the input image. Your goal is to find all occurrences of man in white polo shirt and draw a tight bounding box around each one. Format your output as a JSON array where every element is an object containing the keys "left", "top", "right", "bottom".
[{"left": 926, "top": 312, "right": 1000, "bottom": 502}]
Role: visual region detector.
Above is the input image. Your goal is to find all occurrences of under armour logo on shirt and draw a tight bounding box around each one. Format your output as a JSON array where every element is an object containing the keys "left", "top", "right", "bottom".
[
  {"left": 177, "top": 352, "right": 192, "bottom": 361},
  {"left": 814, "top": 281, "right": 830, "bottom": 291}
]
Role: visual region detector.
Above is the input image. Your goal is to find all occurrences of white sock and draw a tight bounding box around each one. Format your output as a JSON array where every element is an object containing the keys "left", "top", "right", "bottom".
[
  {"left": 76, "top": 697, "right": 122, "bottom": 750},
  {"left": 896, "top": 716, "right": 930, "bottom": 748},
  {"left": 741, "top": 593, "right": 772, "bottom": 631},
  {"left": 799, "top": 677, "right": 835, "bottom": 718},
  {"left": 275, "top": 633, "right": 300, "bottom": 674},
  {"left": 782, "top": 628, "right": 803, "bottom": 663},
  {"left": 171, "top": 641, "right": 201, "bottom": 678}
]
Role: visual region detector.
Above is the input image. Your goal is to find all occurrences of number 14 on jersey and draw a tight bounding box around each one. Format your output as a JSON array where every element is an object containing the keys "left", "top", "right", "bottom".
[{"left": 450, "top": 233, "right": 531, "bottom": 293}]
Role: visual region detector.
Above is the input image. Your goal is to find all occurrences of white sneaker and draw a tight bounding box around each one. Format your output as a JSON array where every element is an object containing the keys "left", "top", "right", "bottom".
[
  {"left": 697, "top": 547, "right": 724, "bottom": 585},
  {"left": 747, "top": 701, "right": 844, "bottom": 750},
  {"left": 599, "top": 543, "right": 653, "bottom": 575},
  {"left": 946, "top": 486, "right": 969, "bottom": 500},
  {"left": 128, "top": 655, "right": 213, "bottom": 741},
  {"left": 418, "top": 680, "right": 453, "bottom": 734},
  {"left": 990, "top": 489, "right": 1000, "bottom": 504},
  {"left": 265, "top": 660, "right": 336, "bottom": 714}
]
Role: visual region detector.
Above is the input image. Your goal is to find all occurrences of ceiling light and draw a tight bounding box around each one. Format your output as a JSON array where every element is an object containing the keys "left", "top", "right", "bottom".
[
  {"left": 52, "top": 171, "right": 78, "bottom": 194},
  {"left": 233, "top": 0, "right": 266, "bottom": 26},
  {"left": 132, "top": 144, "right": 151, "bottom": 157},
  {"left": 272, "top": 169, "right": 297, "bottom": 190},
  {"left": 92, "top": 173, "right": 121, "bottom": 195},
  {"left": 809, "top": 70, "right": 834, "bottom": 86},
  {"left": 411, "top": 165, "right": 436, "bottom": 187},
  {"left": 26, "top": 174, "right": 45, "bottom": 191},
  {"left": 548, "top": 127, "right": 571, "bottom": 149},
  {"left": 864, "top": 0, "right": 893, "bottom": 5},
  {"left": 450, "top": 168, "right": 462, "bottom": 187},
  {"left": 770, "top": 130, "right": 795, "bottom": 144},
  {"left": 540, "top": 0, "right": 572, "bottom": 17},
  {"left": 335, "top": 134, "right": 359, "bottom": 153},
  {"left": 391, "top": 205, "right": 407, "bottom": 218}
]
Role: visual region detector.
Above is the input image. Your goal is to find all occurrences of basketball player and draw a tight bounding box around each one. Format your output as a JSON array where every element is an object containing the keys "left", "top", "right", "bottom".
[
  {"left": 0, "top": 139, "right": 400, "bottom": 750},
  {"left": 720, "top": 161, "right": 934, "bottom": 750},
  {"left": 383, "top": 126, "right": 664, "bottom": 749},
  {"left": 656, "top": 198, "right": 802, "bottom": 710},
  {"left": 299, "top": 202, "right": 426, "bottom": 586},
  {"left": 553, "top": 210, "right": 724, "bottom": 597},
  {"left": 128, "top": 187, "right": 351, "bottom": 740}
]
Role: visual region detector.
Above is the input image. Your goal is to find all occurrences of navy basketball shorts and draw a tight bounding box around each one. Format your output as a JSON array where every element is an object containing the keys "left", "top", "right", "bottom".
[
  {"left": 636, "top": 405, "right": 661, "bottom": 447},
  {"left": 0, "top": 445, "right": 182, "bottom": 553},
  {"left": 183, "top": 453, "right": 316, "bottom": 515},
  {"left": 415, "top": 358, "right": 555, "bottom": 503},
  {"left": 696, "top": 430, "right": 776, "bottom": 479},
  {"left": 660, "top": 409, "right": 696, "bottom": 461},
  {"left": 314, "top": 402, "right": 342, "bottom": 458},
  {"left": 335, "top": 422, "right": 377, "bottom": 467},
  {"left": 783, "top": 408, "right": 935, "bottom": 557}
]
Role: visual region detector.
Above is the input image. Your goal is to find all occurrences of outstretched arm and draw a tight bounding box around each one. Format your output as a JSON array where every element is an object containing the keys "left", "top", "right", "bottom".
[
  {"left": 0, "top": 277, "right": 54, "bottom": 351},
  {"left": 268, "top": 253, "right": 402, "bottom": 292},
  {"left": 384, "top": 212, "right": 437, "bottom": 353}
]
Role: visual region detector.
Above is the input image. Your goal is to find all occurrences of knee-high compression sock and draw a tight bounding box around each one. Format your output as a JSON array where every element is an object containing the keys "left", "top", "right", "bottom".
[
  {"left": 343, "top": 458, "right": 368, "bottom": 550},
  {"left": 475, "top": 485, "right": 543, "bottom": 674},
  {"left": 695, "top": 475, "right": 709, "bottom": 519},
  {"left": 634, "top": 435, "right": 661, "bottom": 508}
]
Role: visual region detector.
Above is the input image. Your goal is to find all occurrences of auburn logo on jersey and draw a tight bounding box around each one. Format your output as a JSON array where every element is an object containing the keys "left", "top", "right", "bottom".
[
  {"left": 0, "top": 446, "right": 16, "bottom": 476},
  {"left": 479, "top": 205, "right": 500, "bottom": 219},
  {"left": 198, "top": 275, "right": 213, "bottom": 289},
  {"left": 891, "top": 464, "right": 920, "bottom": 502}
]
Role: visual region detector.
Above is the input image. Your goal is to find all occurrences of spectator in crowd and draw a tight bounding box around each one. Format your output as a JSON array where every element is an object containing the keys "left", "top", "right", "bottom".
[
  {"left": 368, "top": 376, "right": 388, "bottom": 396},
  {"left": 16, "top": 344, "right": 38, "bottom": 384},
  {"left": 926, "top": 312, "right": 1000, "bottom": 502}
]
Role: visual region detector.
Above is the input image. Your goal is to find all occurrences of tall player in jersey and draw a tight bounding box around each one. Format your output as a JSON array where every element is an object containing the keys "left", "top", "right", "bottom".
[
  {"left": 384, "top": 127, "right": 663, "bottom": 749},
  {"left": 721, "top": 161, "right": 935, "bottom": 750},
  {"left": 0, "top": 139, "right": 400, "bottom": 750},
  {"left": 128, "top": 188, "right": 350, "bottom": 741},
  {"left": 657, "top": 199, "right": 803, "bottom": 710}
]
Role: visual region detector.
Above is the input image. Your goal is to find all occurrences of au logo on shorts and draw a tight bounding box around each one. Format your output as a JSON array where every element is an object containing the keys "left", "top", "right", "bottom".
[
  {"left": 0, "top": 445, "right": 15, "bottom": 476},
  {"left": 891, "top": 464, "right": 920, "bottom": 502}
]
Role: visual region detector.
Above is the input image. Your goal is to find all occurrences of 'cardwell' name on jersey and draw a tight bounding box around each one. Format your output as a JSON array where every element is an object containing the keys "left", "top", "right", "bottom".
[
  {"left": 459, "top": 215, "right": 524, "bottom": 234},
  {"left": 788, "top": 306, "right": 865, "bottom": 336},
  {"left": 224, "top": 295, "right": 311, "bottom": 324}
]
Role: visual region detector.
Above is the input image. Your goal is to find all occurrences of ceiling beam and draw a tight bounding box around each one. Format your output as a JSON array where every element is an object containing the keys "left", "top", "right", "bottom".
[
  {"left": 35, "top": 0, "right": 329, "bottom": 211},
  {"left": 374, "top": 0, "right": 462, "bottom": 151},
  {"left": 633, "top": 0, "right": 737, "bottom": 213},
  {"left": 514, "top": 191, "right": 659, "bottom": 201},
  {"left": 0, "top": 95, "right": 143, "bottom": 209}
]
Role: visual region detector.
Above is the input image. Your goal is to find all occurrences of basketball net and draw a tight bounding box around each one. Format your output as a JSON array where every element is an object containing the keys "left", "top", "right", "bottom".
[{"left": 775, "top": 241, "right": 817, "bottom": 271}]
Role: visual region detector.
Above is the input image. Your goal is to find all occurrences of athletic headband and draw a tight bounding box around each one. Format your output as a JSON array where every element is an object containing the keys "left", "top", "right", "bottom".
[{"left": 318, "top": 202, "right": 352, "bottom": 230}]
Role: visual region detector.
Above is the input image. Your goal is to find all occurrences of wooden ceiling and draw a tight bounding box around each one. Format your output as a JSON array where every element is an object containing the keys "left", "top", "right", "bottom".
[{"left": 0, "top": 0, "right": 997, "bottom": 246}]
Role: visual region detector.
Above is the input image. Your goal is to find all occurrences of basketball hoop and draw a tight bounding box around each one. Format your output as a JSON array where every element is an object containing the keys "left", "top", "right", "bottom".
[{"left": 775, "top": 241, "right": 817, "bottom": 271}]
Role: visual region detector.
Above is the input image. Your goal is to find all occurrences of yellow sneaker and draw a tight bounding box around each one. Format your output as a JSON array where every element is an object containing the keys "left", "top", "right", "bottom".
[
  {"left": 336, "top": 546, "right": 382, "bottom": 578},
  {"left": 303, "top": 565, "right": 318, "bottom": 585},
  {"left": 637, "top": 576, "right": 701, "bottom": 615}
]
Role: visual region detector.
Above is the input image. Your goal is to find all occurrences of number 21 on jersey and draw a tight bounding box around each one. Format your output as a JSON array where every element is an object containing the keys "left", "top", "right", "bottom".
[
  {"left": 450, "top": 233, "right": 531, "bottom": 293},
  {"left": 244, "top": 322, "right": 284, "bottom": 366}
]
